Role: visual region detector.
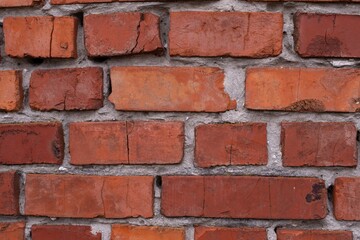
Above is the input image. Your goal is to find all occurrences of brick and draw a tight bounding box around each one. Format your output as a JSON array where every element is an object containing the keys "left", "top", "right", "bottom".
[
  {"left": 25, "top": 174, "right": 153, "bottom": 218},
  {"left": 0, "top": 222, "right": 24, "bottom": 240},
  {"left": 294, "top": 13, "right": 360, "bottom": 58},
  {"left": 169, "top": 12, "right": 283, "bottom": 57},
  {"left": 0, "top": 172, "right": 20, "bottom": 215},
  {"left": 195, "top": 226, "right": 267, "bottom": 240},
  {"left": 84, "top": 12, "right": 162, "bottom": 57},
  {"left": 111, "top": 225, "right": 185, "bottom": 240},
  {"left": 281, "top": 122, "right": 357, "bottom": 167},
  {"left": 277, "top": 229, "right": 352, "bottom": 240},
  {"left": 0, "top": 0, "right": 41, "bottom": 7},
  {"left": 0, "top": 123, "right": 64, "bottom": 164},
  {"left": 245, "top": 68, "right": 360, "bottom": 112},
  {"left": 161, "top": 176, "right": 327, "bottom": 219},
  {"left": 252, "top": 0, "right": 359, "bottom": 2},
  {"left": 0, "top": 70, "right": 23, "bottom": 111},
  {"left": 29, "top": 67, "right": 103, "bottom": 111},
  {"left": 32, "top": 225, "right": 101, "bottom": 240},
  {"left": 4, "top": 16, "right": 77, "bottom": 58},
  {"left": 69, "top": 121, "right": 184, "bottom": 165},
  {"left": 334, "top": 177, "right": 360, "bottom": 220},
  {"left": 195, "top": 123, "right": 267, "bottom": 167},
  {"left": 109, "top": 67, "right": 236, "bottom": 112}
]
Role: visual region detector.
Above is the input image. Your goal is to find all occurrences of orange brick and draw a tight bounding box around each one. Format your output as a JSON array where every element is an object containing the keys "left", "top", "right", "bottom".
[
  {"left": 25, "top": 174, "right": 153, "bottom": 218},
  {"left": 84, "top": 12, "right": 161, "bottom": 57},
  {"left": 195, "top": 226, "right": 267, "bottom": 240},
  {"left": 169, "top": 12, "right": 283, "bottom": 57},
  {"left": 109, "top": 66, "right": 236, "bottom": 112},
  {"left": 4, "top": 16, "right": 77, "bottom": 58},
  {"left": 111, "top": 225, "right": 185, "bottom": 240},
  {"left": 0, "top": 222, "right": 24, "bottom": 240},
  {"left": 195, "top": 123, "right": 267, "bottom": 167},
  {"left": 32, "top": 225, "right": 101, "bottom": 240},
  {"left": 246, "top": 68, "right": 360, "bottom": 112},
  {"left": 334, "top": 178, "right": 360, "bottom": 220},
  {"left": 277, "top": 229, "right": 353, "bottom": 240},
  {"left": 0, "top": 0, "right": 40, "bottom": 7},
  {"left": 0, "top": 70, "right": 23, "bottom": 111}
]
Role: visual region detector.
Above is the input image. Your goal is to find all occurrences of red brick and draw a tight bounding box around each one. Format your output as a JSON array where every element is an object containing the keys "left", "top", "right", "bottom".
[
  {"left": 32, "top": 225, "right": 101, "bottom": 240},
  {"left": 25, "top": 174, "right": 153, "bottom": 218},
  {"left": 0, "top": 123, "right": 64, "bottom": 164},
  {"left": 294, "top": 13, "right": 360, "bottom": 58},
  {"left": 111, "top": 225, "right": 185, "bottom": 240},
  {"left": 84, "top": 12, "right": 162, "bottom": 57},
  {"left": 245, "top": 68, "right": 360, "bottom": 112},
  {"left": 161, "top": 176, "right": 327, "bottom": 219},
  {"left": 277, "top": 229, "right": 353, "bottom": 240},
  {"left": 0, "top": 172, "right": 20, "bottom": 215},
  {"left": 0, "top": 0, "right": 41, "bottom": 7},
  {"left": 334, "top": 177, "right": 360, "bottom": 220},
  {"left": 69, "top": 121, "right": 184, "bottom": 165},
  {"left": 281, "top": 122, "right": 357, "bottom": 167},
  {"left": 195, "top": 226, "right": 267, "bottom": 240},
  {"left": 109, "top": 66, "right": 236, "bottom": 112},
  {"left": 0, "top": 222, "right": 24, "bottom": 240},
  {"left": 252, "top": 0, "right": 359, "bottom": 2},
  {"left": 195, "top": 123, "right": 267, "bottom": 167},
  {"left": 0, "top": 70, "right": 23, "bottom": 111},
  {"left": 29, "top": 67, "right": 103, "bottom": 111},
  {"left": 169, "top": 12, "right": 283, "bottom": 57},
  {"left": 3, "top": 16, "right": 77, "bottom": 58}
]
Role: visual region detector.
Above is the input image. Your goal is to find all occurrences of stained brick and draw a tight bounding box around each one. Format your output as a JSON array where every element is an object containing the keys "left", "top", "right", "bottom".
[
  {"left": 0, "top": 123, "right": 64, "bottom": 164},
  {"left": 245, "top": 68, "right": 360, "bottom": 112},
  {"left": 109, "top": 66, "right": 236, "bottom": 112},
  {"left": 169, "top": 12, "right": 283, "bottom": 57},
  {"left": 294, "top": 13, "right": 360, "bottom": 58},
  {"left": 25, "top": 174, "right": 154, "bottom": 218},
  {"left": 32, "top": 225, "right": 101, "bottom": 240},
  {"left": 161, "top": 176, "right": 327, "bottom": 219},
  {"left": 0, "top": 172, "right": 20, "bottom": 215},
  {"left": 195, "top": 123, "right": 267, "bottom": 167},
  {"left": 281, "top": 122, "right": 357, "bottom": 167}
]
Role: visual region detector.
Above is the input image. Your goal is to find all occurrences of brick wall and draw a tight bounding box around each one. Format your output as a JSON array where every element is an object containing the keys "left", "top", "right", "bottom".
[{"left": 0, "top": 0, "right": 360, "bottom": 240}]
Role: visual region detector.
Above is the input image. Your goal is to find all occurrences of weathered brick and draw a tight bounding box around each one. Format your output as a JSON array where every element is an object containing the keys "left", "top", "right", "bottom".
[
  {"left": 161, "top": 176, "right": 327, "bottom": 219},
  {"left": 195, "top": 123, "right": 267, "bottom": 167},
  {"left": 0, "top": 70, "right": 23, "bottom": 111},
  {"left": 294, "top": 13, "right": 360, "bottom": 58},
  {"left": 0, "top": 222, "right": 24, "bottom": 240},
  {"left": 29, "top": 67, "right": 103, "bottom": 111},
  {"left": 0, "top": 123, "right": 64, "bottom": 164},
  {"left": 195, "top": 226, "right": 267, "bottom": 240},
  {"left": 111, "top": 225, "right": 185, "bottom": 240},
  {"left": 334, "top": 178, "right": 360, "bottom": 220},
  {"left": 109, "top": 66, "right": 236, "bottom": 112},
  {"left": 84, "top": 12, "right": 162, "bottom": 57},
  {"left": 245, "top": 68, "right": 360, "bottom": 112},
  {"left": 69, "top": 121, "right": 184, "bottom": 165},
  {"left": 25, "top": 174, "right": 153, "bottom": 218},
  {"left": 0, "top": 0, "right": 41, "bottom": 7},
  {"left": 0, "top": 172, "right": 20, "bottom": 215},
  {"left": 4, "top": 16, "right": 77, "bottom": 58},
  {"left": 281, "top": 122, "right": 357, "bottom": 167},
  {"left": 169, "top": 12, "right": 283, "bottom": 57},
  {"left": 32, "top": 225, "right": 101, "bottom": 240},
  {"left": 277, "top": 229, "right": 353, "bottom": 240}
]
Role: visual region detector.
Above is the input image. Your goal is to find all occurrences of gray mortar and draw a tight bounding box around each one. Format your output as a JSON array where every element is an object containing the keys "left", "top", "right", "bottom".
[{"left": 1, "top": 0, "right": 360, "bottom": 239}]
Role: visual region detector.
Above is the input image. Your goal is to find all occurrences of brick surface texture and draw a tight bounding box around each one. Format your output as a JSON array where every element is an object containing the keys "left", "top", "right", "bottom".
[{"left": 0, "top": 0, "right": 359, "bottom": 239}]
